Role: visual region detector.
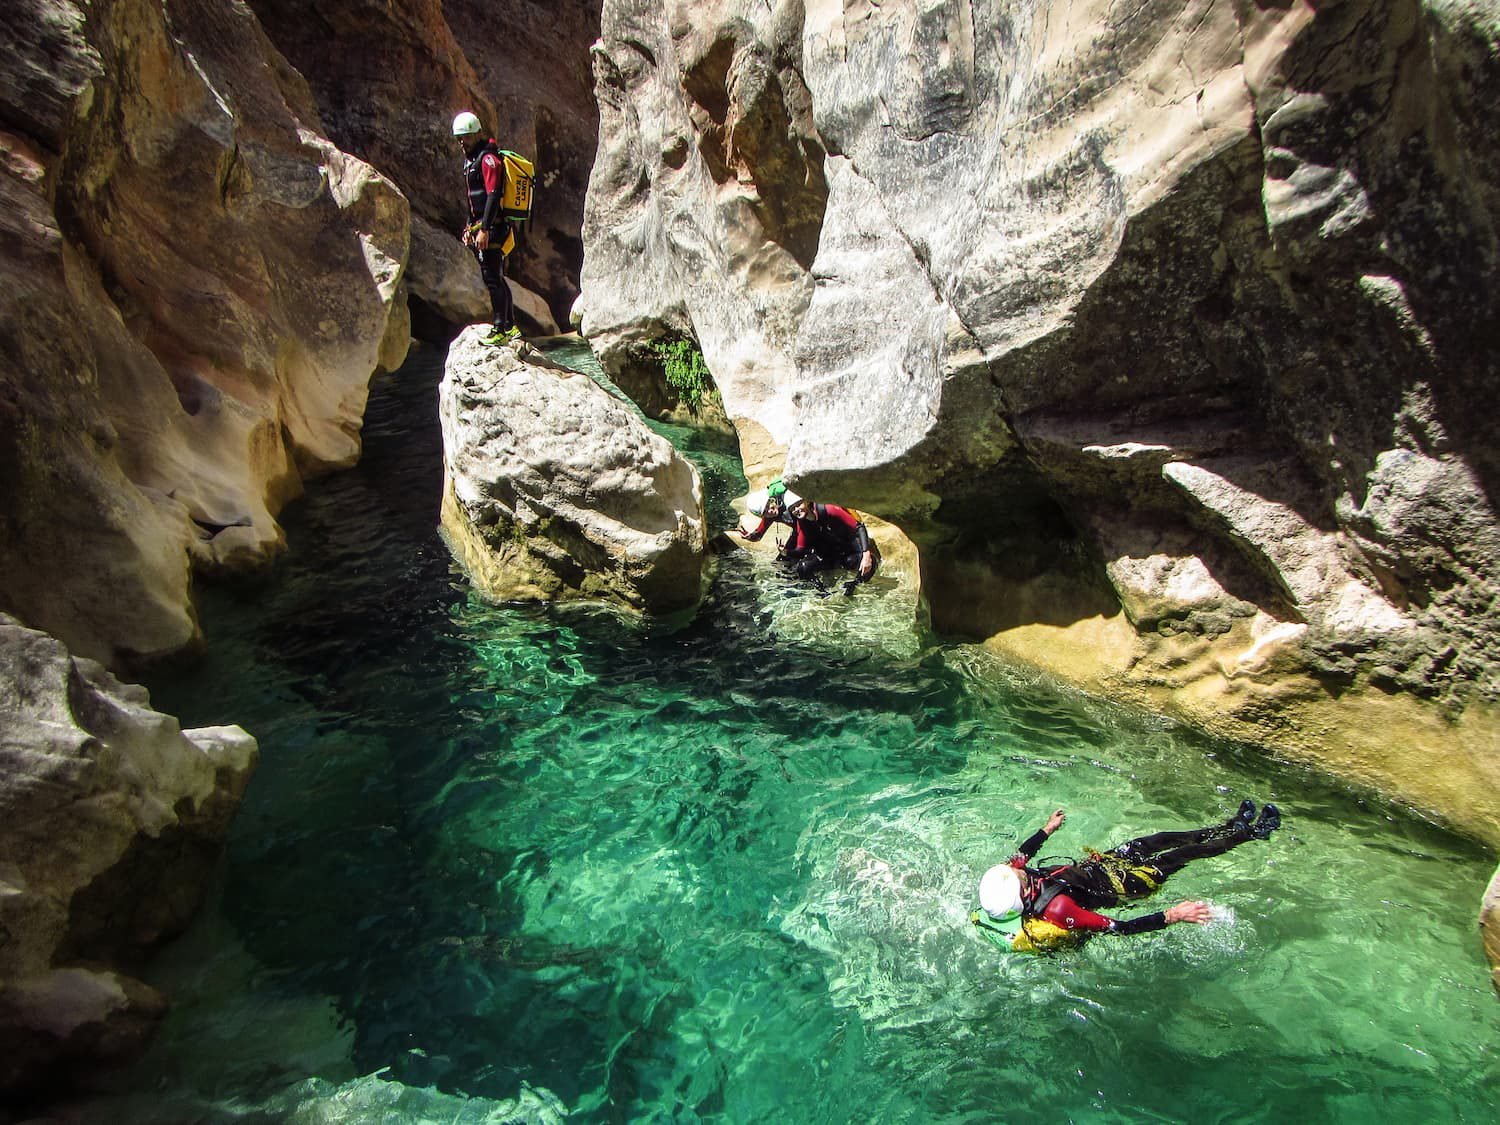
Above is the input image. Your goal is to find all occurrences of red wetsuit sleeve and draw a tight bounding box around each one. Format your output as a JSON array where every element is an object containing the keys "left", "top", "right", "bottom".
[
  {"left": 479, "top": 151, "right": 504, "bottom": 231},
  {"left": 744, "top": 517, "right": 772, "bottom": 542},
  {"left": 481, "top": 152, "right": 503, "bottom": 194},
  {"left": 1040, "top": 893, "right": 1169, "bottom": 936},
  {"left": 1040, "top": 892, "right": 1118, "bottom": 933}
]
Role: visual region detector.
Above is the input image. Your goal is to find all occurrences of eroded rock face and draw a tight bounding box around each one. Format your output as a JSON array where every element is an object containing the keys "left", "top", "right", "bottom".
[
  {"left": 580, "top": 0, "right": 827, "bottom": 482},
  {"left": 0, "top": 614, "right": 257, "bottom": 1096},
  {"left": 247, "top": 0, "right": 602, "bottom": 332},
  {"left": 439, "top": 330, "right": 706, "bottom": 612},
  {"left": 0, "top": 0, "right": 409, "bottom": 668},
  {"left": 582, "top": 0, "right": 1500, "bottom": 844}
]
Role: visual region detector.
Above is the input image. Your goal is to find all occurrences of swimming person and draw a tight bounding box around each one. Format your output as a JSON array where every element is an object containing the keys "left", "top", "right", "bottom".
[{"left": 974, "top": 802, "right": 1281, "bottom": 953}]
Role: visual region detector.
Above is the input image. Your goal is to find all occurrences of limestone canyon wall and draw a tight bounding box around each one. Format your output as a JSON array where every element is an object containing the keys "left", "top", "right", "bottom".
[
  {"left": 581, "top": 0, "right": 829, "bottom": 482},
  {"left": 1, "top": 0, "right": 409, "bottom": 668},
  {"left": 0, "top": 0, "right": 606, "bottom": 668},
  {"left": 580, "top": 0, "right": 1500, "bottom": 845}
]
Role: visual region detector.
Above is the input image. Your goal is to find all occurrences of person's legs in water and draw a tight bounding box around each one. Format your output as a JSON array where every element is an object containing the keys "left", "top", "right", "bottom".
[
  {"left": 1112, "top": 803, "right": 1280, "bottom": 880},
  {"left": 795, "top": 553, "right": 834, "bottom": 582},
  {"left": 790, "top": 553, "right": 840, "bottom": 597}
]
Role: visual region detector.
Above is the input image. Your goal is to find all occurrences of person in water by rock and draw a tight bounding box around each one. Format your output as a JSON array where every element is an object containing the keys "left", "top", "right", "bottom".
[
  {"left": 974, "top": 801, "right": 1281, "bottom": 954},
  {"left": 738, "top": 479, "right": 797, "bottom": 543},
  {"left": 781, "top": 493, "right": 880, "bottom": 595},
  {"left": 452, "top": 110, "right": 519, "bottom": 346}
]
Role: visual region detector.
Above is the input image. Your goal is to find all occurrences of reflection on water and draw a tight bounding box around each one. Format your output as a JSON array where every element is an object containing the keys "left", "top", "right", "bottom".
[{"left": 106, "top": 341, "right": 1500, "bottom": 1122}]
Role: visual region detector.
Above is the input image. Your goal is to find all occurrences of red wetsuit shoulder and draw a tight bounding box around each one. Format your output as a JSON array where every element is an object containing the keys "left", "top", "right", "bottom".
[{"left": 1038, "top": 891, "right": 1116, "bottom": 933}]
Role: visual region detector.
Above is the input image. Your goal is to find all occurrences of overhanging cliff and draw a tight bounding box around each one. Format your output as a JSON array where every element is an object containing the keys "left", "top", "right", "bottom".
[{"left": 579, "top": 0, "right": 1500, "bottom": 844}]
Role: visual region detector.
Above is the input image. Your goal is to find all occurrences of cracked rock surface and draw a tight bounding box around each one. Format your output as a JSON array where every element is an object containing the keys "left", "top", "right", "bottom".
[{"left": 0, "top": 614, "right": 257, "bottom": 1096}]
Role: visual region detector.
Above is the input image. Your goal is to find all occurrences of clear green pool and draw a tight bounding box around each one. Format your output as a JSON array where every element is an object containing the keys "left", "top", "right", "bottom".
[{"left": 108, "top": 342, "right": 1499, "bottom": 1122}]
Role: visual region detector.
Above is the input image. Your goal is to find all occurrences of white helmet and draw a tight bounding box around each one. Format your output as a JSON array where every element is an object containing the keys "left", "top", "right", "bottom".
[
  {"left": 452, "top": 111, "right": 482, "bottom": 137},
  {"left": 746, "top": 489, "right": 770, "bottom": 518},
  {"left": 781, "top": 488, "right": 804, "bottom": 513},
  {"left": 979, "top": 864, "right": 1023, "bottom": 919}
]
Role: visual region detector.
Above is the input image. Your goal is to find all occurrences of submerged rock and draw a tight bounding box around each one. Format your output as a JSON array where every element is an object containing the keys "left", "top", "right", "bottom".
[
  {"left": 438, "top": 331, "right": 706, "bottom": 613},
  {"left": 0, "top": 614, "right": 257, "bottom": 1097}
]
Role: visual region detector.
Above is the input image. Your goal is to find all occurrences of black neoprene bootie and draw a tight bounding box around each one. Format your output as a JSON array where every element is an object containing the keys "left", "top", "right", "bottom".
[
  {"left": 1233, "top": 799, "right": 1256, "bottom": 830},
  {"left": 1251, "top": 803, "right": 1281, "bottom": 839}
]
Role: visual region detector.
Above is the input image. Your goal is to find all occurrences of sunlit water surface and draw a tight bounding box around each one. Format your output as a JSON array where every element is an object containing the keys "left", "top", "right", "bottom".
[{"left": 106, "top": 341, "right": 1499, "bottom": 1122}]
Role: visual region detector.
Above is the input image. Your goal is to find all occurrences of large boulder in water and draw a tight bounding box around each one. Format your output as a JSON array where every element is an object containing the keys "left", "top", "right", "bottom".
[
  {"left": 438, "top": 331, "right": 707, "bottom": 613},
  {"left": 0, "top": 614, "right": 257, "bottom": 1097}
]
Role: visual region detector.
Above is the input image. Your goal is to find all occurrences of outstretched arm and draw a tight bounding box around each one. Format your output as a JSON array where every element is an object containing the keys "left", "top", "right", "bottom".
[
  {"left": 1014, "top": 808, "right": 1067, "bottom": 863},
  {"left": 1105, "top": 900, "right": 1212, "bottom": 936},
  {"left": 1043, "top": 895, "right": 1210, "bottom": 937}
]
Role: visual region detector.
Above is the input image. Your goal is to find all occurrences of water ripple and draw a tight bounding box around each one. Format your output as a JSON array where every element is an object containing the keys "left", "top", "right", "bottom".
[{"left": 113, "top": 344, "right": 1500, "bottom": 1123}]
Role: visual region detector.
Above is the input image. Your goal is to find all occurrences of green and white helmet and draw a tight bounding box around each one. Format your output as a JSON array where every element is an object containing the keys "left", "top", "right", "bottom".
[
  {"left": 979, "top": 864, "right": 1023, "bottom": 920},
  {"left": 452, "top": 111, "right": 482, "bottom": 137}
]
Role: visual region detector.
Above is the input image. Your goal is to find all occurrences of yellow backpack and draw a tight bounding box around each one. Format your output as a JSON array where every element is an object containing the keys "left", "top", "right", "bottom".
[{"left": 499, "top": 151, "right": 535, "bottom": 223}]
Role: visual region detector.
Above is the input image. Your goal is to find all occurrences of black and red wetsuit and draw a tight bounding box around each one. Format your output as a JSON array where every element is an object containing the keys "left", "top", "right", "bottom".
[
  {"left": 462, "top": 137, "right": 515, "bottom": 334},
  {"left": 784, "top": 504, "right": 879, "bottom": 583},
  {"left": 1012, "top": 816, "right": 1256, "bottom": 942}
]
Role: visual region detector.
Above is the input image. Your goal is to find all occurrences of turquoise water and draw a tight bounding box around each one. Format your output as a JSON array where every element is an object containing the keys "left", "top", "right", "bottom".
[{"left": 107, "top": 342, "right": 1499, "bottom": 1122}]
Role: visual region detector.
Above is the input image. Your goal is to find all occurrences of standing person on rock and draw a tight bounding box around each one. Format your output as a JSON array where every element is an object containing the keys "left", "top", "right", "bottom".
[{"left": 453, "top": 110, "right": 519, "bottom": 346}]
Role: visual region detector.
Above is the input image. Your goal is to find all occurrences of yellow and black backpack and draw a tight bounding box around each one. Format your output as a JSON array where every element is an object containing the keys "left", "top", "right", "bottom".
[{"left": 499, "top": 150, "right": 536, "bottom": 224}]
